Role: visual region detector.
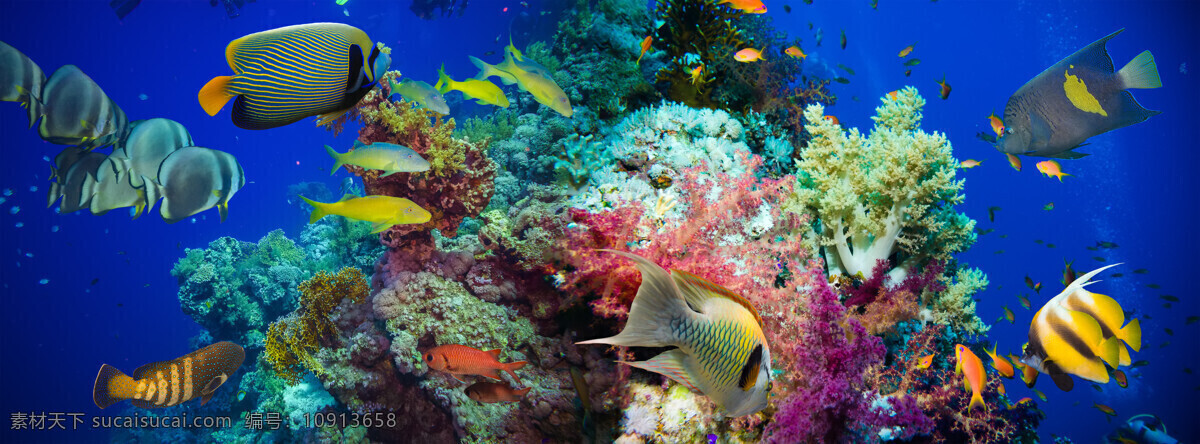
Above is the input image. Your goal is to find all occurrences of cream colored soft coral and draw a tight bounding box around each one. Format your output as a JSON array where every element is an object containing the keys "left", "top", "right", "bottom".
[{"left": 790, "top": 87, "right": 976, "bottom": 282}]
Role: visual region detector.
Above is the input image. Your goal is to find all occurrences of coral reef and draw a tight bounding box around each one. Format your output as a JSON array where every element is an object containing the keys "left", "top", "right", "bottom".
[
  {"left": 652, "top": 0, "right": 746, "bottom": 109},
  {"left": 264, "top": 267, "right": 370, "bottom": 384},
  {"left": 550, "top": 0, "right": 656, "bottom": 120},
  {"left": 789, "top": 87, "right": 977, "bottom": 282}
]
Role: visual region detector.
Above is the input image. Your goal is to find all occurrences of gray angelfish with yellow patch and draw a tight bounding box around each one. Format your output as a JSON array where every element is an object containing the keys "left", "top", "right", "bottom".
[
  {"left": 326, "top": 140, "right": 430, "bottom": 176},
  {"left": 1022, "top": 263, "right": 1141, "bottom": 391},
  {"left": 577, "top": 250, "right": 773, "bottom": 417},
  {"left": 38, "top": 65, "right": 128, "bottom": 149},
  {"left": 94, "top": 341, "right": 245, "bottom": 409},
  {"left": 996, "top": 29, "right": 1161, "bottom": 159},
  {"left": 0, "top": 40, "right": 46, "bottom": 128},
  {"left": 154, "top": 146, "right": 245, "bottom": 223}
]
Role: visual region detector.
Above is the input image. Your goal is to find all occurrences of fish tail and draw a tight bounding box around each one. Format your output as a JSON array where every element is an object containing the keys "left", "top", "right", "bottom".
[
  {"left": 325, "top": 145, "right": 344, "bottom": 175},
  {"left": 505, "top": 360, "right": 528, "bottom": 383},
  {"left": 299, "top": 195, "right": 327, "bottom": 223},
  {"left": 94, "top": 364, "right": 133, "bottom": 409},
  {"left": 576, "top": 250, "right": 690, "bottom": 348},
  {"left": 968, "top": 392, "right": 985, "bottom": 415},
  {"left": 198, "top": 76, "right": 237, "bottom": 116},
  {"left": 1118, "top": 50, "right": 1162, "bottom": 89},
  {"left": 514, "top": 387, "right": 532, "bottom": 397},
  {"left": 1119, "top": 318, "right": 1142, "bottom": 352},
  {"left": 468, "top": 55, "right": 492, "bottom": 80}
]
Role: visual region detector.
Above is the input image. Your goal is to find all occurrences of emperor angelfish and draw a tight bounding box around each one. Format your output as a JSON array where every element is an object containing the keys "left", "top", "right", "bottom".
[
  {"left": 0, "top": 40, "right": 46, "bottom": 128},
  {"left": 1022, "top": 263, "right": 1141, "bottom": 392},
  {"left": 198, "top": 23, "right": 392, "bottom": 130},
  {"left": 996, "top": 29, "right": 1162, "bottom": 159},
  {"left": 94, "top": 341, "right": 245, "bottom": 409},
  {"left": 113, "top": 118, "right": 193, "bottom": 188},
  {"left": 577, "top": 250, "right": 773, "bottom": 417},
  {"left": 155, "top": 146, "right": 245, "bottom": 223},
  {"left": 39, "top": 65, "right": 128, "bottom": 149}
]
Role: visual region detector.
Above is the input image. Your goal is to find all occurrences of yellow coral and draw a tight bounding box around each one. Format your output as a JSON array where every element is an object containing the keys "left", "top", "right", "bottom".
[{"left": 264, "top": 267, "right": 369, "bottom": 384}]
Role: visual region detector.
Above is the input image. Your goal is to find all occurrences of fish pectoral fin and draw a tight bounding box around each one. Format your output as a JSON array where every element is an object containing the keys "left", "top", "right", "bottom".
[
  {"left": 622, "top": 349, "right": 700, "bottom": 393},
  {"left": 1029, "top": 113, "right": 1052, "bottom": 143},
  {"left": 314, "top": 108, "right": 352, "bottom": 127},
  {"left": 451, "top": 374, "right": 467, "bottom": 383},
  {"left": 369, "top": 222, "right": 393, "bottom": 234},
  {"left": 1049, "top": 371, "right": 1075, "bottom": 392},
  {"left": 1046, "top": 149, "right": 1091, "bottom": 160}
]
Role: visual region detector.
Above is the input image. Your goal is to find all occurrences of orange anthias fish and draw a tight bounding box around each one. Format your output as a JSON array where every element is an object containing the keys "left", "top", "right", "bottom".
[
  {"left": 937, "top": 74, "right": 951, "bottom": 100},
  {"left": 997, "top": 380, "right": 1006, "bottom": 396},
  {"left": 785, "top": 46, "right": 807, "bottom": 60},
  {"left": 1006, "top": 153, "right": 1022, "bottom": 171},
  {"left": 1035, "top": 160, "right": 1071, "bottom": 181},
  {"left": 955, "top": 344, "right": 987, "bottom": 414},
  {"left": 823, "top": 115, "right": 840, "bottom": 125},
  {"left": 1012, "top": 354, "right": 1039, "bottom": 387},
  {"left": 960, "top": 159, "right": 982, "bottom": 169},
  {"left": 1094, "top": 402, "right": 1117, "bottom": 417},
  {"left": 424, "top": 344, "right": 528, "bottom": 383},
  {"left": 1113, "top": 369, "right": 1128, "bottom": 388},
  {"left": 1062, "top": 259, "right": 1078, "bottom": 286},
  {"left": 1017, "top": 293, "right": 1032, "bottom": 310},
  {"left": 465, "top": 381, "right": 531, "bottom": 403},
  {"left": 719, "top": 0, "right": 767, "bottom": 13},
  {"left": 637, "top": 36, "right": 652, "bottom": 65},
  {"left": 898, "top": 42, "right": 916, "bottom": 57},
  {"left": 915, "top": 353, "right": 935, "bottom": 370},
  {"left": 689, "top": 65, "right": 704, "bottom": 85},
  {"left": 1003, "top": 305, "right": 1016, "bottom": 324},
  {"left": 985, "top": 345, "right": 1015, "bottom": 378},
  {"left": 734, "top": 47, "right": 765, "bottom": 62},
  {"left": 94, "top": 341, "right": 245, "bottom": 409},
  {"left": 887, "top": 90, "right": 899, "bottom": 100},
  {"left": 1010, "top": 397, "right": 1034, "bottom": 409},
  {"left": 988, "top": 112, "right": 1006, "bottom": 137}
]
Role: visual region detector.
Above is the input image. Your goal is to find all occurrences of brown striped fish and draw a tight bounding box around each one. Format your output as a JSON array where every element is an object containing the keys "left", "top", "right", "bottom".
[{"left": 93, "top": 341, "right": 245, "bottom": 409}]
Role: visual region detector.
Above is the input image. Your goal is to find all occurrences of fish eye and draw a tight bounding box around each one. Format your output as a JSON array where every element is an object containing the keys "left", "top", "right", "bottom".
[
  {"left": 424, "top": 353, "right": 432, "bottom": 362},
  {"left": 766, "top": 381, "right": 773, "bottom": 392}
]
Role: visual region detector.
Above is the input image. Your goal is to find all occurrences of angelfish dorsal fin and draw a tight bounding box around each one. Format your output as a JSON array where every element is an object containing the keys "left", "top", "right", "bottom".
[{"left": 671, "top": 270, "right": 763, "bottom": 327}]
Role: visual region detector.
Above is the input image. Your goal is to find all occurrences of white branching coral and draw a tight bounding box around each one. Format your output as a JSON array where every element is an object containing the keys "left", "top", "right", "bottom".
[{"left": 790, "top": 87, "right": 976, "bottom": 281}]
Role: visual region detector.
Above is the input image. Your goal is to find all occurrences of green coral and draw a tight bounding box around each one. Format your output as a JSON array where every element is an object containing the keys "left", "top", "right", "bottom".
[
  {"left": 923, "top": 267, "right": 991, "bottom": 335},
  {"left": 787, "top": 87, "right": 976, "bottom": 282},
  {"left": 553, "top": 134, "right": 606, "bottom": 191}
]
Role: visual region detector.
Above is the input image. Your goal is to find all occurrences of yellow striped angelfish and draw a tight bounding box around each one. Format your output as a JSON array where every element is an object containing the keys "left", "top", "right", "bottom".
[
  {"left": 577, "top": 250, "right": 772, "bottom": 417},
  {"left": 93, "top": 341, "right": 245, "bottom": 409},
  {"left": 198, "top": 23, "right": 391, "bottom": 130},
  {"left": 1022, "top": 264, "right": 1141, "bottom": 391}
]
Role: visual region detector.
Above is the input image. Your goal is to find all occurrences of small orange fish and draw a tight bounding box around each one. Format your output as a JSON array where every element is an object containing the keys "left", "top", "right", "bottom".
[
  {"left": 1017, "top": 294, "right": 1031, "bottom": 310},
  {"left": 1035, "top": 160, "right": 1070, "bottom": 181},
  {"left": 915, "top": 353, "right": 935, "bottom": 370},
  {"left": 1006, "top": 153, "right": 1022, "bottom": 171},
  {"left": 937, "top": 74, "right": 951, "bottom": 100},
  {"left": 1094, "top": 402, "right": 1117, "bottom": 417},
  {"left": 1033, "top": 388, "right": 1047, "bottom": 402},
  {"left": 1113, "top": 369, "right": 1128, "bottom": 388},
  {"left": 898, "top": 42, "right": 916, "bottom": 58},
  {"left": 985, "top": 345, "right": 1015, "bottom": 378},
  {"left": 1012, "top": 355, "right": 1039, "bottom": 387},
  {"left": 887, "top": 90, "right": 898, "bottom": 100},
  {"left": 465, "top": 381, "right": 531, "bottom": 403},
  {"left": 734, "top": 47, "right": 764, "bottom": 62},
  {"left": 689, "top": 65, "right": 704, "bottom": 84},
  {"left": 823, "top": 115, "right": 840, "bottom": 125},
  {"left": 1033, "top": 282, "right": 1043, "bottom": 293},
  {"left": 637, "top": 36, "right": 652, "bottom": 65},
  {"left": 988, "top": 112, "right": 1006, "bottom": 137},
  {"left": 424, "top": 344, "right": 528, "bottom": 383},
  {"left": 960, "top": 159, "right": 982, "bottom": 169},
  {"left": 719, "top": 0, "right": 767, "bottom": 13},
  {"left": 785, "top": 46, "right": 807, "bottom": 60},
  {"left": 1002, "top": 305, "right": 1015, "bottom": 324},
  {"left": 955, "top": 344, "right": 987, "bottom": 415},
  {"left": 1009, "top": 397, "right": 1034, "bottom": 409},
  {"left": 997, "top": 380, "right": 1006, "bottom": 395}
]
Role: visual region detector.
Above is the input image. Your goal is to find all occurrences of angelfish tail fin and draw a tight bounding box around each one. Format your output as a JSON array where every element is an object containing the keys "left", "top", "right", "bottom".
[
  {"left": 575, "top": 250, "right": 688, "bottom": 348},
  {"left": 1118, "top": 50, "right": 1162, "bottom": 89}
]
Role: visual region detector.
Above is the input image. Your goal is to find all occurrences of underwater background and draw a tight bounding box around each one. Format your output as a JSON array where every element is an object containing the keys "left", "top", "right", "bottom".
[{"left": 1, "top": 0, "right": 1198, "bottom": 442}]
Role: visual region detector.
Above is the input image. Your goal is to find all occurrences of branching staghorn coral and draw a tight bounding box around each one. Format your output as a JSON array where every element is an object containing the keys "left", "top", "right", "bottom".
[{"left": 789, "top": 87, "right": 976, "bottom": 282}]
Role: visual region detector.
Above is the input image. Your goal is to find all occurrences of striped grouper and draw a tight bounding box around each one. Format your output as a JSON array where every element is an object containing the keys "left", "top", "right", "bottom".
[
  {"left": 995, "top": 29, "right": 1161, "bottom": 159},
  {"left": 198, "top": 23, "right": 391, "bottom": 130},
  {"left": 94, "top": 342, "right": 245, "bottom": 409}
]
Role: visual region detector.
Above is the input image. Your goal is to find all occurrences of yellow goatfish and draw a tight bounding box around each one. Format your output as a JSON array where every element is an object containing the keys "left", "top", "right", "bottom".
[
  {"left": 94, "top": 342, "right": 245, "bottom": 409},
  {"left": 493, "top": 50, "right": 572, "bottom": 117},
  {"left": 326, "top": 140, "right": 430, "bottom": 176},
  {"left": 435, "top": 65, "right": 509, "bottom": 108},
  {"left": 301, "top": 194, "right": 431, "bottom": 233},
  {"left": 1022, "top": 263, "right": 1140, "bottom": 391}
]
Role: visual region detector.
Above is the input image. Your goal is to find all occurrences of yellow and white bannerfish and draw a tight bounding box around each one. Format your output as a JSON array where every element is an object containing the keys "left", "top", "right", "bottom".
[
  {"left": 300, "top": 194, "right": 431, "bottom": 234},
  {"left": 1022, "top": 263, "right": 1141, "bottom": 391},
  {"left": 94, "top": 341, "right": 245, "bottom": 409},
  {"left": 577, "top": 250, "right": 773, "bottom": 417}
]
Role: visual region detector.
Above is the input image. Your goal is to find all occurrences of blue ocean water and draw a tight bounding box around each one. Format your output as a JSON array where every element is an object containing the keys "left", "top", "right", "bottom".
[{"left": 0, "top": 0, "right": 1196, "bottom": 442}]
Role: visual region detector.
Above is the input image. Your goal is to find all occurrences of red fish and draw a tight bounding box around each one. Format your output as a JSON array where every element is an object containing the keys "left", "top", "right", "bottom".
[
  {"left": 887, "top": 90, "right": 899, "bottom": 100},
  {"left": 1113, "top": 369, "right": 1128, "bottom": 388},
  {"left": 985, "top": 344, "right": 1015, "bottom": 378},
  {"left": 424, "top": 344, "right": 527, "bottom": 383},
  {"left": 637, "top": 36, "right": 652, "bottom": 65},
  {"left": 823, "top": 115, "right": 840, "bottom": 125},
  {"left": 937, "top": 74, "right": 951, "bottom": 100},
  {"left": 465, "top": 381, "right": 531, "bottom": 403},
  {"left": 955, "top": 344, "right": 987, "bottom": 414}
]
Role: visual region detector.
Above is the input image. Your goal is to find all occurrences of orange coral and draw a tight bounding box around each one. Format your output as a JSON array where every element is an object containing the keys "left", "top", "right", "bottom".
[{"left": 264, "top": 267, "right": 369, "bottom": 383}]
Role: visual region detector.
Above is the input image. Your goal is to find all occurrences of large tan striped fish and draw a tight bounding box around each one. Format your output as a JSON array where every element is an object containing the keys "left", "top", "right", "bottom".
[
  {"left": 153, "top": 146, "right": 245, "bottom": 223},
  {"left": 0, "top": 40, "right": 46, "bottom": 128},
  {"left": 47, "top": 148, "right": 106, "bottom": 214},
  {"left": 577, "top": 250, "right": 772, "bottom": 417},
  {"left": 198, "top": 23, "right": 391, "bottom": 130},
  {"left": 93, "top": 341, "right": 245, "bottom": 409},
  {"left": 112, "top": 118, "right": 193, "bottom": 188},
  {"left": 1021, "top": 264, "right": 1140, "bottom": 391},
  {"left": 38, "top": 65, "right": 128, "bottom": 149}
]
